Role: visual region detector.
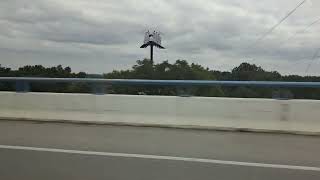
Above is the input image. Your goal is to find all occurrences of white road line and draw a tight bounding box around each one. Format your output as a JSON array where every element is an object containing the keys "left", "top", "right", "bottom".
[{"left": 0, "top": 144, "right": 319, "bottom": 172}]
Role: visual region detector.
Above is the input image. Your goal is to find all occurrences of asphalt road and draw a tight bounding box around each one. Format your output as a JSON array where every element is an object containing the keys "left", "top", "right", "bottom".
[{"left": 0, "top": 120, "right": 320, "bottom": 180}]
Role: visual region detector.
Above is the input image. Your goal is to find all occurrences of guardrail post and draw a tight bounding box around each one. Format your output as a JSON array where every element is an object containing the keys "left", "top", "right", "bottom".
[
  {"left": 272, "top": 89, "right": 294, "bottom": 100},
  {"left": 176, "top": 86, "right": 192, "bottom": 97},
  {"left": 16, "top": 81, "right": 30, "bottom": 93},
  {"left": 91, "top": 83, "right": 109, "bottom": 95}
]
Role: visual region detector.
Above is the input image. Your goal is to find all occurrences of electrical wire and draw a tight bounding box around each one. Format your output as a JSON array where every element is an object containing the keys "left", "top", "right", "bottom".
[
  {"left": 305, "top": 47, "right": 320, "bottom": 74},
  {"left": 250, "top": 0, "right": 307, "bottom": 48},
  {"left": 281, "top": 17, "right": 320, "bottom": 46}
]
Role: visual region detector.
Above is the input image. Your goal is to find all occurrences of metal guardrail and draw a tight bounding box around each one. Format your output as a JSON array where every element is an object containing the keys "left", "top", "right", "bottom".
[
  {"left": 1, "top": 77, "right": 320, "bottom": 87},
  {"left": 1, "top": 77, "right": 320, "bottom": 94}
]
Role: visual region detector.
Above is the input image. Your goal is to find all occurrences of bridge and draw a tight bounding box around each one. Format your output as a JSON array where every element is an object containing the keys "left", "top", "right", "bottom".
[{"left": 0, "top": 77, "right": 320, "bottom": 180}]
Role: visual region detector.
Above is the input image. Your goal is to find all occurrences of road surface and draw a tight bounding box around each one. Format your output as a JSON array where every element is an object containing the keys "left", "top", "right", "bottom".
[{"left": 0, "top": 120, "right": 320, "bottom": 180}]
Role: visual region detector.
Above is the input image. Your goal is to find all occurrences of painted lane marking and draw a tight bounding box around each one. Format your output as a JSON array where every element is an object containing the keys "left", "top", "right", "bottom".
[{"left": 0, "top": 144, "right": 320, "bottom": 171}]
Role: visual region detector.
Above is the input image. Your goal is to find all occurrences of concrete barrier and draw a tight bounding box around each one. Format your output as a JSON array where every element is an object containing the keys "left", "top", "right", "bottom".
[{"left": 0, "top": 91, "right": 320, "bottom": 134}]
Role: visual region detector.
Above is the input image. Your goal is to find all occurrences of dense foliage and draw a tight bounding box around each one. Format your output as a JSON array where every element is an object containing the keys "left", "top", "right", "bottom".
[
  {"left": 1, "top": 60, "right": 320, "bottom": 99},
  {"left": 0, "top": 64, "right": 88, "bottom": 93}
]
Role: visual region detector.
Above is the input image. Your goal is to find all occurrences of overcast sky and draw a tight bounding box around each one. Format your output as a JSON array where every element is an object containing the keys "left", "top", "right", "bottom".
[{"left": 0, "top": 0, "right": 320, "bottom": 75}]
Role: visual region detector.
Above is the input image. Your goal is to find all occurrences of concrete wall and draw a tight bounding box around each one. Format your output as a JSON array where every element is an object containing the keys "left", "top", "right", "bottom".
[{"left": 0, "top": 92, "right": 320, "bottom": 133}]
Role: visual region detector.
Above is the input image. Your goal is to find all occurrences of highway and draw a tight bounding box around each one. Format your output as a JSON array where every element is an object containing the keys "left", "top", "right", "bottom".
[{"left": 0, "top": 120, "right": 320, "bottom": 180}]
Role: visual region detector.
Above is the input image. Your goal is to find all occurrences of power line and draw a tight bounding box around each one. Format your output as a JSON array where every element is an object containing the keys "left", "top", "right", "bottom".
[
  {"left": 250, "top": 0, "right": 307, "bottom": 47},
  {"left": 283, "top": 17, "right": 320, "bottom": 45},
  {"left": 304, "top": 17, "right": 320, "bottom": 29},
  {"left": 243, "top": 0, "right": 308, "bottom": 73},
  {"left": 305, "top": 47, "right": 320, "bottom": 74},
  {"left": 269, "top": 17, "right": 320, "bottom": 71}
]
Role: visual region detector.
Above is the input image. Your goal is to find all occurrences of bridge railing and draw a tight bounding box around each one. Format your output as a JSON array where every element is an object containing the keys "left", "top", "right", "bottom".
[{"left": 0, "top": 77, "right": 320, "bottom": 97}]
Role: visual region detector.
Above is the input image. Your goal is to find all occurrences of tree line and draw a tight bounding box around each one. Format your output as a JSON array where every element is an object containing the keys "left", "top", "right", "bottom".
[
  {"left": 0, "top": 64, "right": 88, "bottom": 93},
  {"left": 1, "top": 60, "right": 320, "bottom": 99}
]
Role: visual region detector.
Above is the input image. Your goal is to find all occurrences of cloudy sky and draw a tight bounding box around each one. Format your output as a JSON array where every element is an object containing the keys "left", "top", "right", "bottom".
[{"left": 0, "top": 0, "right": 320, "bottom": 75}]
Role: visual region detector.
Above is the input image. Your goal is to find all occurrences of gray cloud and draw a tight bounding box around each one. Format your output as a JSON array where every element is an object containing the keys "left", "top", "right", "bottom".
[{"left": 0, "top": 0, "right": 320, "bottom": 75}]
